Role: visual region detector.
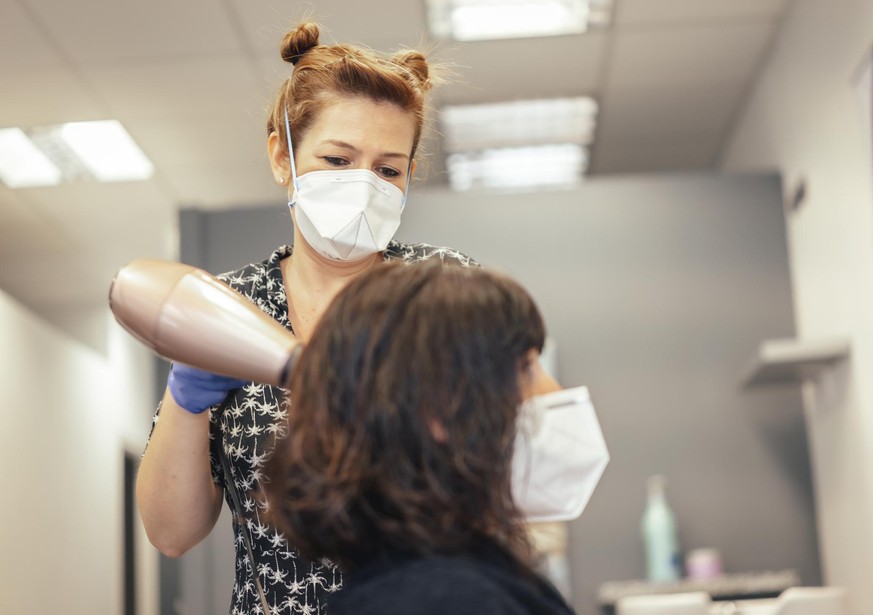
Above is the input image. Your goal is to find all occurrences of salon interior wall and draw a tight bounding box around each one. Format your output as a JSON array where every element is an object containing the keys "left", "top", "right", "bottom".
[
  {"left": 720, "top": 0, "right": 873, "bottom": 613},
  {"left": 0, "top": 289, "right": 159, "bottom": 615},
  {"left": 179, "top": 171, "right": 819, "bottom": 615}
]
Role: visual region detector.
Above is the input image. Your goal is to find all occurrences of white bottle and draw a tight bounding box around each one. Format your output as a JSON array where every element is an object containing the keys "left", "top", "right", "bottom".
[{"left": 641, "top": 475, "right": 681, "bottom": 582}]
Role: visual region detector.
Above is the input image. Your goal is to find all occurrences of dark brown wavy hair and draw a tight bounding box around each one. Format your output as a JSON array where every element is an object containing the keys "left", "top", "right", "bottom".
[{"left": 263, "top": 261, "right": 545, "bottom": 570}]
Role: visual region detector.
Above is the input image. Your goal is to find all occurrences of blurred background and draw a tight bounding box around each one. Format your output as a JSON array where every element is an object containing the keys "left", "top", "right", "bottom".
[{"left": 2, "top": 0, "right": 872, "bottom": 614}]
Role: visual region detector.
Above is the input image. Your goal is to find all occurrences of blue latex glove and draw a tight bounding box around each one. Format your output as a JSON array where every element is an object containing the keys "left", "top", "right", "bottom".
[{"left": 167, "top": 363, "right": 249, "bottom": 414}]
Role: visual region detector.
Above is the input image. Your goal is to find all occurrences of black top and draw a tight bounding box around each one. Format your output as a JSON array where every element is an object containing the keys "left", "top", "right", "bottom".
[{"left": 329, "top": 541, "right": 576, "bottom": 615}]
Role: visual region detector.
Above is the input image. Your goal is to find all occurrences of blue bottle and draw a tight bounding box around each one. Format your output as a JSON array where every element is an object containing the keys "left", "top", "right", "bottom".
[{"left": 641, "top": 475, "right": 681, "bottom": 582}]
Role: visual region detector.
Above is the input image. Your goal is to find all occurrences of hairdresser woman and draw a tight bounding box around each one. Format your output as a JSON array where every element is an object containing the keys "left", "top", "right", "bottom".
[{"left": 136, "top": 23, "right": 487, "bottom": 615}]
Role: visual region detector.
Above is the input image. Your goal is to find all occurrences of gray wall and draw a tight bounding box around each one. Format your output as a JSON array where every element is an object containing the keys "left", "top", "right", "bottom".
[
  {"left": 178, "top": 172, "right": 820, "bottom": 615},
  {"left": 180, "top": 206, "right": 293, "bottom": 275}
]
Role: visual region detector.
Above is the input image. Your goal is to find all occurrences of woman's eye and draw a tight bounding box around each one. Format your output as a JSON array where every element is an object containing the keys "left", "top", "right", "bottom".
[
  {"left": 378, "top": 167, "right": 400, "bottom": 179},
  {"left": 323, "top": 156, "right": 349, "bottom": 167}
]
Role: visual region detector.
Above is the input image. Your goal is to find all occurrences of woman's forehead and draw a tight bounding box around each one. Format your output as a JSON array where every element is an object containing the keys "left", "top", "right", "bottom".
[{"left": 304, "top": 97, "right": 416, "bottom": 151}]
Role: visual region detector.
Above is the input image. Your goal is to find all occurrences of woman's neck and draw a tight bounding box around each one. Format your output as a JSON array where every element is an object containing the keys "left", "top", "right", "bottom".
[
  {"left": 281, "top": 226, "right": 382, "bottom": 340},
  {"left": 285, "top": 226, "right": 381, "bottom": 292}
]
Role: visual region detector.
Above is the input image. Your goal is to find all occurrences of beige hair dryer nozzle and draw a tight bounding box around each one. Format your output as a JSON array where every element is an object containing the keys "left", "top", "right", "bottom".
[{"left": 109, "top": 258, "right": 301, "bottom": 388}]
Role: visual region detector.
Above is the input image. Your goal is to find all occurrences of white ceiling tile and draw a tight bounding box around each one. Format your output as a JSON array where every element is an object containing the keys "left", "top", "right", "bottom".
[
  {"left": 441, "top": 33, "right": 607, "bottom": 104},
  {"left": 608, "top": 21, "right": 775, "bottom": 89},
  {"left": 0, "top": 67, "right": 106, "bottom": 127},
  {"left": 20, "top": 180, "right": 176, "bottom": 234},
  {"left": 597, "top": 83, "right": 743, "bottom": 141},
  {"left": 159, "top": 159, "right": 284, "bottom": 210},
  {"left": 23, "top": 0, "right": 243, "bottom": 64},
  {"left": 83, "top": 56, "right": 269, "bottom": 121},
  {"left": 1, "top": 251, "right": 139, "bottom": 308},
  {"left": 590, "top": 83, "right": 743, "bottom": 173},
  {"left": 0, "top": 256, "right": 88, "bottom": 307},
  {"left": 304, "top": 3, "right": 430, "bottom": 50},
  {"left": 591, "top": 131, "right": 722, "bottom": 175},
  {"left": 0, "top": 187, "right": 70, "bottom": 254},
  {"left": 0, "top": 0, "right": 64, "bottom": 69},
  {"left": 229, "top": 0, "right": 430, "bottom": 54},
  {"left": 615, "top": 0, "right": 789, "bottom": 26},
  {"left": 225, "top": 0, "right": 294, "bottom": 53},
  {"left": 16, "top": 181, "right": 179, "bottom": 295},
  {"left": 125, "top": 111, "right": 270, "bottom": 170},
  {"left": 0, "top": 186, "right": 27, "bottom": 224},
  {"left": 254, "top": 49, "right": 293, "bottom": 94}
]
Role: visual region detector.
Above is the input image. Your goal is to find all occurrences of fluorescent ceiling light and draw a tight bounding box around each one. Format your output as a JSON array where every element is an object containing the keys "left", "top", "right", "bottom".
[
  {"left": 58, "top": 120, "right": 153, "bottom": 182},
  {"left": 0, "top": 120, "right": 153, "bottom": 188},
  {"left": 442, "top": 97, "right": 598, "bottom": 151},
  {"left": 441, "top": 97, "right": 598, "bottom": 190},
  {"left": 428, "top": 0, "right": 612, "bottom": 41},
  {"left": 0, "top": 128, "right": 62, "bottom": 188},
  {"left": 447, "top": 144, "right": 587, "bottom": 191}
]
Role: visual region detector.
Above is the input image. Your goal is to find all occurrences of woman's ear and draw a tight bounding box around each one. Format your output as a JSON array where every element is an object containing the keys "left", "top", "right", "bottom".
[{"left": 267, "top": 131, "right": 291, "bottom": 184}]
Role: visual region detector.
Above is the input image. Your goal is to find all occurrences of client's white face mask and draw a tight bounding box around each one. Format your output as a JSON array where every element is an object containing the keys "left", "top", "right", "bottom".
[
  {"left": 283, "top": 108, "right": 409, "bottom": 262},
  {"left": 512, "top": 386, "right": 609, "bottom": 523}
]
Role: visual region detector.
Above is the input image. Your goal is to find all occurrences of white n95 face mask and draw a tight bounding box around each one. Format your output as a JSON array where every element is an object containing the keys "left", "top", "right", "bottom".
[
  {"left": 512, "top": 386, "right": 609, "bottom": 523},
  {"left": 292, "top": 169, "right": 405, "bottom": 261},
  {"left": 283, "top": 108, "right": 408, "bottom": 262}
]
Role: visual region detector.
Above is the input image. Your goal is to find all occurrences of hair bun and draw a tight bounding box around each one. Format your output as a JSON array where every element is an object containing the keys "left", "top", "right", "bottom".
[
  {"left": 281, "top": 22, "right": 320, "bottom": 65},
  {"left": 393, "top": 50, "right": 432, "bottom": 92}
]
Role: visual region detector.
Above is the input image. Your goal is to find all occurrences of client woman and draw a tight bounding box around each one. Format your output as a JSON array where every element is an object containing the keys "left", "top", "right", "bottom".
[{"left": 264, "top": 261, "right": 575, "bottom": 614}]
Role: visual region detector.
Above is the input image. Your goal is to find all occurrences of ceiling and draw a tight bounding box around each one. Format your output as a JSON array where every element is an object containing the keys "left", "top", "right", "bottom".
[{"left": 0, "top": 0, "right": 791, "bottom": 320}]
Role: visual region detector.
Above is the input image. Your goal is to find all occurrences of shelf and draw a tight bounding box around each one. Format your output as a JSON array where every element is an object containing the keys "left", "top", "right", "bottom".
[
  {"left": 741, "top": 337, "right": 851, "bottom": 388},
  {"left": 597, "top": 569, "right": 801, "bottom": 606}
]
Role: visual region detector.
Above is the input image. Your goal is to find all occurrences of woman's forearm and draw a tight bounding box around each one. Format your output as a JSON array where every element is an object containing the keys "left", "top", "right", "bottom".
[{"left": 136, "top": 389, "right": 224, "bottom": 557}]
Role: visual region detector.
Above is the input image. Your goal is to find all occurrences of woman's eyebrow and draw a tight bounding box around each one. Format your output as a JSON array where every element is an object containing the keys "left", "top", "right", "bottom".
[{"left": 320, "top": 139, "right": 409, "bottom": 160}]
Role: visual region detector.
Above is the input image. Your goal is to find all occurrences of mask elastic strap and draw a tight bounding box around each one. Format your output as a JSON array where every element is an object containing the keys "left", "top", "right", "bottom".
[
  {"left": 401, "top": 162, "right": 412, "bottom": 210},
  {"left": 283, "top": 107, "right": 300, "bottom": 199}
]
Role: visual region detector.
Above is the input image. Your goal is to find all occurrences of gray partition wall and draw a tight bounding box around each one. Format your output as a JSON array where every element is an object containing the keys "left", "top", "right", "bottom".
[{"left": 178, "top": 172, "right": 820, "bottom": 615}]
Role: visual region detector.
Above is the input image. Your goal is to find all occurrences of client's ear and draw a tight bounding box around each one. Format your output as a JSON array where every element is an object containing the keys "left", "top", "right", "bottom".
[{"left": 519, "top": 349, "right": 562, "bottom": 401}]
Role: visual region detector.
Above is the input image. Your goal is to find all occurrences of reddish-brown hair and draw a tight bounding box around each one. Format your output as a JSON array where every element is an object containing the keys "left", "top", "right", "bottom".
[
  {"left": 267, "top": 22, "right": 436, "bottom": 162},
  {"left": 264, "top": 261, "right": 545, "bottom": 570}
]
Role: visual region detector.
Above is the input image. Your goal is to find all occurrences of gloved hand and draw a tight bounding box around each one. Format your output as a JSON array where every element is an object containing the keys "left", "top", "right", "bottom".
[{"left": 167, "top": 363, "right": 249, "bottom": 414}]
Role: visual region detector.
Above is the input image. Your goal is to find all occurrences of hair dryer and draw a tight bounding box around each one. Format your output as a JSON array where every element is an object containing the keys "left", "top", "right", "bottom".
[{"left": 109, "top": 259, "right": 301, "bottom": 388}]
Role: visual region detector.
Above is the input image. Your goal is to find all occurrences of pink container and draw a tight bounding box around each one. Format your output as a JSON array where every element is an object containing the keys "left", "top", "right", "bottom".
[{"left": 685, "top": 548, "right": 723, "bottom": 580}]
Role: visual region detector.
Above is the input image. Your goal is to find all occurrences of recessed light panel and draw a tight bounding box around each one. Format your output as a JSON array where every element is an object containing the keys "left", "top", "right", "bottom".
[
  {"left": 428, "top": 0, "right": 612, "bottom": 41},
  {"left": 0, "top": 128, "right": 63, "bottom": 188},
  {"left": 442, "top": 97, "right": 598, "bottom": 151},
  {"left": 441, "top": 97, "right": 598, "bottom": 190},
  {"left": 59, "top": 120, "right": 153, "bottom": 182},
  {"left": 447, "top": 144, "right": 587, "bottom": 191},
  {"left": 0, "top": 120, "right": 153, "bottom": 188}
]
